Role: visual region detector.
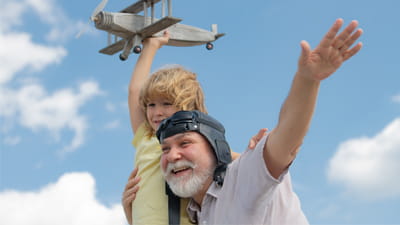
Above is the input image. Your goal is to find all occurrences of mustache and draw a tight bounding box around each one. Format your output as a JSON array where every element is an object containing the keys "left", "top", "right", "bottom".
[{"left": 165, "top": 160, "right": 196, "bottom": 175}]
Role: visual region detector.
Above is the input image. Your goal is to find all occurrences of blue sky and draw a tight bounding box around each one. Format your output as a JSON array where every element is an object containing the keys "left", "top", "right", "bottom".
[{"left": 1, "top": 0, "right": 399, "bottom": 224}]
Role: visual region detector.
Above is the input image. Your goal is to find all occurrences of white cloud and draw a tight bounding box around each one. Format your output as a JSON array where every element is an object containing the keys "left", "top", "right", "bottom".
[
  {"left": 104, "top": 120, "right": 121, "bottom": 130},
  {"left": 105, "top": 102, "right": 116, "bottom": 112},
  {"left": 26, "top": 0, "right": 60, "bottom": 24},
  {"left": 392, "top": 94, "right": 400, "bottom": 103},
  {"left": 0, "top": 172, "right": 127, "bottom": 225},
  {"left": 0, "top": 0, "right": 89, "bottom": 42},
  {"left": 0, "top": 81, "right": 102, "bottom": 153},
  {"left": 0, "top": 0, "right": 103, "bottom": 153},
  {"left": 327, "top": 118, "right": 400, "bottom": 200},
  {"left": 0, "top": 0, "right": 68, "bottom": 84},
  {"left": 0, "top": 32, "right": 67, "bottom": 84},
  {"left": 0, "top": 1, "right": 26, "bottom": 31},
  {"left": 3, "top": 136, "right": 21, "bottom": 146}
]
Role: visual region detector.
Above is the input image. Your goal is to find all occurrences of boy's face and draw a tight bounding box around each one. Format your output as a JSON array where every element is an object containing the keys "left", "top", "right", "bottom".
[
  {"left": 146, "top": 97, "right": 178, "bottom": 131},
  {"left": 160, "top": 131, "right": 215, "bottom": 198}
]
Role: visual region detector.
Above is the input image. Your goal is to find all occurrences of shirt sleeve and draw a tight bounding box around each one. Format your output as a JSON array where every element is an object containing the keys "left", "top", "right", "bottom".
[
  {"left": 132, "top": 122, "right": 146, "bottom": 148},
  {"left": 224, "top": 134, "right": 288, "bottom": 209}
]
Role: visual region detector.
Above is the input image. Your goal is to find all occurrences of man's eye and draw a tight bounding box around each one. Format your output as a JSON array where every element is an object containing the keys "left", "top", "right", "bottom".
[
  {"left": 161, "top": 146, "right": 170, "bottom": 152},
  {"left": 181, "top": 141, "right": 191, "bottom": 147}
]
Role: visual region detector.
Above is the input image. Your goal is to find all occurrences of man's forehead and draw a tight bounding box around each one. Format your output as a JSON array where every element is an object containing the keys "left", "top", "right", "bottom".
[{"left": 161, "top": 132, "right": 198, "bottom": 144}]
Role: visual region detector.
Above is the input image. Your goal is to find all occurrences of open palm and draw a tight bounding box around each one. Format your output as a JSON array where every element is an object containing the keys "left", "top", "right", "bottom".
[{"left": 298, "top": 19, "right": 363, "bottom": 81}]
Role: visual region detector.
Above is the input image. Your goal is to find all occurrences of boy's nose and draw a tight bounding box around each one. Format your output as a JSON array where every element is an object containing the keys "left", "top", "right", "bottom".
[{"left": 154, "top": 105, "right": 164, "bottom": 115}]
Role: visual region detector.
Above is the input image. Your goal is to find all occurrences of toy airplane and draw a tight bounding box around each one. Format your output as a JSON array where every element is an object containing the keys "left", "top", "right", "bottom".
[{"left": 89, "top": 0, "right": 225, "bottom": 61}]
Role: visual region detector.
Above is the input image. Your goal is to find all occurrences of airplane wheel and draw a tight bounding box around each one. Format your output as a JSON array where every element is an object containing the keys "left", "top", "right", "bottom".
[
  {"left": 119, "top": 54, "right": 128, "bottom": 61},
  {"left": 133, "top": 46, "right": 142, "bottom": 54},
  {"left": 206, "top": 43, "right": 213, "bottom": 50}
]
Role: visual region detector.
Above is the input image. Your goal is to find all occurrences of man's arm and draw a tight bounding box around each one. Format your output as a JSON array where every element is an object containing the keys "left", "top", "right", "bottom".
[
  {"left": 122, "top": 167, "right": 141, "bottom": 225},
  {"left": 264, "top": 19, "right": 363, "bottom": 178},
  {"left": 129, "top": 31, "right": 169, "bottom": 133}
]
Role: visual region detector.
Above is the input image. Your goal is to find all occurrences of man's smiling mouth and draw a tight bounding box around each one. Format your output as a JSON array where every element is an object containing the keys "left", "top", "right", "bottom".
[{"left": 172, "top": 166, "right": 191, "bottom": 175}]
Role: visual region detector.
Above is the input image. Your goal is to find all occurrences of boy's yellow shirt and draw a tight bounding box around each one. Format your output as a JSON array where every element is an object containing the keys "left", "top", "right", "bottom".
[{"left": 132, "top": 123, "right": 191, "bottom": 225}]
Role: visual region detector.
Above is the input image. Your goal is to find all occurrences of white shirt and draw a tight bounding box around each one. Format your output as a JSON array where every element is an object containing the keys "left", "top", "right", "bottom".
[{"left": 187, "top": 135, "right": 309, "bottom": 225}]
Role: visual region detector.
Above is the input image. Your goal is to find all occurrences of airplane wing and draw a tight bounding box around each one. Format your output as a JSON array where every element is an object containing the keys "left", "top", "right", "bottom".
[
  {"left": 99, "top": 39, "right": 125, "bottom": 55},
  {"left": 139, "top": 16, "right": 182, "bottom": 37},
  {"left": 121, "top": 0, "right": 162, "bottom": 13},
  {"left": 98, "top": 17, "right": 181, "bottom": 56}
]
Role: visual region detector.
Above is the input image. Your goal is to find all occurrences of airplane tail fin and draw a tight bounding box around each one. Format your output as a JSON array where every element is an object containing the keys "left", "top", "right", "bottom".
[{"left": 211, "top": 24, "right": 218, "bottom": 34}]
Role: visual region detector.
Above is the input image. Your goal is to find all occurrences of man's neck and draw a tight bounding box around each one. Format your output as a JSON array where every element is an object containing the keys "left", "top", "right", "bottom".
[{"left": 192, "top": 177, "right": 213, "bottom": 207}]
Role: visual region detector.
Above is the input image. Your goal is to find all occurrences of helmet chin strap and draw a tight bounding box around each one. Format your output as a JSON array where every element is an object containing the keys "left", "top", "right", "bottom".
[{"left": 213, "top": 164, "right": 228, "bottom": 186}]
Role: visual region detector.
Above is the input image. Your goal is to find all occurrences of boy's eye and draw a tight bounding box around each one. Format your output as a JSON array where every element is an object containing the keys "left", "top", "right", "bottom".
[
  {"left": 147, "top": 103, "right": 155, "bottom": 107},
  {"left": 163, "top": 102, "right": 173, "bottom": 106}
]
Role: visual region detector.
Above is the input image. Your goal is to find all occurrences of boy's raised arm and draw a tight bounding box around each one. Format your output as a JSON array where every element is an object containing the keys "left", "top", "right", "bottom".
[
  {"left": 263, "top": 19, "right": 363, "bottom": 178},
  {"left": 128, "top": 31, "right": 170, "bottom": 133}
]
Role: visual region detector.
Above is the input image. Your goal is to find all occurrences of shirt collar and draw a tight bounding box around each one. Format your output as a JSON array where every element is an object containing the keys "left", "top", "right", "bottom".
[{"left": 186, "top": 182, "right": 222, "bottom": 223}]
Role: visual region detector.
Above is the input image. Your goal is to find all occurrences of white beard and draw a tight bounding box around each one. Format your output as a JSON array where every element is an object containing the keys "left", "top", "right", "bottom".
[{"left": 162, "top": 160, "right": 213, "bottom": 198}]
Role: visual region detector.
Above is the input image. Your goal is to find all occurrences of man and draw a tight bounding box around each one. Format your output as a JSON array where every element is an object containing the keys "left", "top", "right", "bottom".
[
  {"left": 123, "top": 18, "right": 363, "bottom": 224},
  {"left": 156, "top": 18, "right": 362, "bottom": 224}
]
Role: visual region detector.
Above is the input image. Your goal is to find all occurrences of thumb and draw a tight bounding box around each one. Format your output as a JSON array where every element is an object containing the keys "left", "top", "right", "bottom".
[
  {"left": 298, "top": 40, "right": 311, "bottom": 64},
  {"left": 163, "top": 30, "right": 170, "bottom": 38}
]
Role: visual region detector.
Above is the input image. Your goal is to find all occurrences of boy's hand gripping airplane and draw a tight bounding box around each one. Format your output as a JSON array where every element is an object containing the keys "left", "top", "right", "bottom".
[{"left": 84, "top": 0, "right": 225, "bottom": 61}]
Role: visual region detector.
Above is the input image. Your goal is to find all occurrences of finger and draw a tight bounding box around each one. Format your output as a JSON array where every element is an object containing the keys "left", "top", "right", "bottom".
[
  {"left": 343, "top": 42, "right": 363, "bottom": 61},
  {"left": 123, "top": 192, "right": 135, "bottom": 206},
  {"left": 248, "top": 135, "right": 259, "bottom": 148},
  {"left": 125, "top": 176, "right": 141, "bottom": 190},
  {"left": 332, "top": 20, "right": 358, "bottom": 49},
  {"left": 124, "top": 185, "right": 140, "bottom": 201},
  {"left": 164, "top": 29, "right": 170, "bottom": 36},
  {"left": 319, "top": 18, "right": 344, "bottom": 49},
  {"left": 122, "top": 185, "right": 140, "bottom": 206},
  {"left": 129, "top": 176, "right": 142, "bottom": 186},
  {"left": 123, "top": 196, "right": 135, "bottom": 208},
  {"left": 298, "top": 40, "right": 311, "bottom": 64},
  {"left": 248, "top": 128, "right": 268, "bottom": 149},
  {"left": 124, "top": 173, "right": 141, "bottom": 191},
  {"left": 129, "top": 167, "right": 139, "bottom": 180},
  {"left": 162, "top": 30, "right": 170, "bottom": 42},
  {"left": 339, "top": 28, "right": 363, "bottom": 54},
  {"left": 248, "top": 137, "right": 257, "bottom": 149},
  {"left": 248, "top": 139, "right": 256, "bottom": 149},
  {"left": 255, "top": 128, "right": 268, "bottom": 139},
  {"left": 162, "top": 30, "right": 170, "bottom": 39}
]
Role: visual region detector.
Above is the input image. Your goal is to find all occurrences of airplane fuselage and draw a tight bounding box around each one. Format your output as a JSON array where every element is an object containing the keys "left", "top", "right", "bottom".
[{"left": 95, "top": 11, "right": 221, "bottom": 47}]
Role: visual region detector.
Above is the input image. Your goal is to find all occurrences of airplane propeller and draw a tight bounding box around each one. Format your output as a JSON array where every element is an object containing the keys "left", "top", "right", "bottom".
[
  {"left": 76, "top": 0, "right": 109, "bottom": 38},
  {"left": 90, "top": 0, "right": 108, "bottom": 22}
]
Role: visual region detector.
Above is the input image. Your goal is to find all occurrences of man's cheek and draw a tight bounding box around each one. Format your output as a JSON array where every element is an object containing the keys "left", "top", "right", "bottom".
[{"left": 160, "top": 156, "right": 168, "bottom": 173}]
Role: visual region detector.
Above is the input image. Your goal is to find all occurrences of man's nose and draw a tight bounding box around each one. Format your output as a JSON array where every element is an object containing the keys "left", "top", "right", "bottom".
[{"left": 167, "top": 146, "right": 182, "bottom": 162}]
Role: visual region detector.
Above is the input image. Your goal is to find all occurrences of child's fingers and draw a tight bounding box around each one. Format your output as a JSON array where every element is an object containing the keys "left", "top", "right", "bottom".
[
  {"left": 248, "top": 139, "right": 255, "bottom": 149},
  {"left": 248, "top": 128, "right": 268, "bottom": 149}
]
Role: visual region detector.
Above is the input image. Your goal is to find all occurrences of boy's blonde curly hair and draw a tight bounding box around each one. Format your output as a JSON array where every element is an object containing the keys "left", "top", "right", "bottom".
[{"left": 139, "top": 65, "right": 207, "bottom": 137}]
